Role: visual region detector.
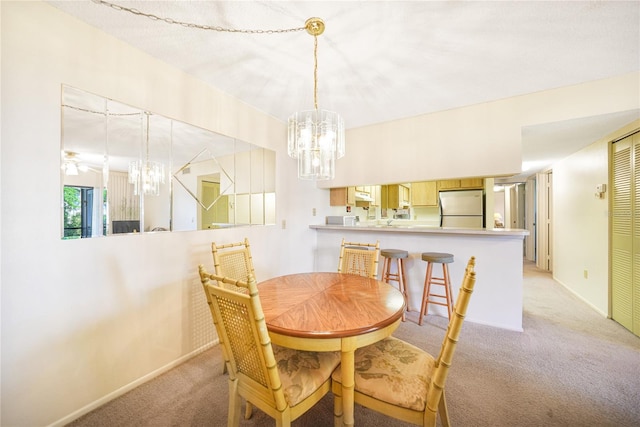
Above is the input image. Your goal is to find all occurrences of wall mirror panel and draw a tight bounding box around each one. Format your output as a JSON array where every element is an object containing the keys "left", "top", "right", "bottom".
[{"left": 61, "top": 85, "right": 276, "bottom": 239}]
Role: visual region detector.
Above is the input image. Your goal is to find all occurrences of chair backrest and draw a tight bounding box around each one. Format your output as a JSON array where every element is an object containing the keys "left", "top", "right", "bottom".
[
  {"left": 425, "top": 256, "right": 476, "bottom": 419},
  {"left": 337, "top": 238, "right": 380, "bottom": 279},
  {"left": 211, "top": 238, "right": 256, "bottom": 282},
  {"left": 198, "top": 265, "right": 289, "bottom": 412}
]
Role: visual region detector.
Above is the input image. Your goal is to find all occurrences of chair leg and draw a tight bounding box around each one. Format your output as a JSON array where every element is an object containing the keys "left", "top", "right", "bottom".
[
  {"left": 419, "top": 262, "right": 434, "bottom": 325},
  {"left": 399, "top": 258, "right": 410, "bottom": 312},
  {"left": 333, "top": 386, "right": 343, "bottom": 427},
  {"left": 438, "top": 391, "right": 450, "bottom": 427},
  {"left": 383, "top": 257, "right": 408, "bottom": 321},
  {"left": 276, "top": 411, "right": 292, "bottom": 427},
  {"left": 227, "top": 378, "right": 241, "bottom": 427},
  {"left": 244, "top": 401, "right": 253, "bottom": 420},
  {"left": 397, "top": 258, "right": 407, "bottom": 321},
  {"left": 443, "top": 264, "right": 453, "bottom": 319},
  {"left": 381, "top": 257, "right": 390, "bottom": 281}
]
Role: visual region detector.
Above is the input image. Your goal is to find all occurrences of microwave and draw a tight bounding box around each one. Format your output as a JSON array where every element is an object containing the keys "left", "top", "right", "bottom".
[{"left": 326, "top": 216, "right": 357, "bottom": 226}]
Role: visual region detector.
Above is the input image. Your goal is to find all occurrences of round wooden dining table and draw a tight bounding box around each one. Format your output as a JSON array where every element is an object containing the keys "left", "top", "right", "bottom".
[{"left": 258, "top": 272, "right": 406, "bottom": 427}]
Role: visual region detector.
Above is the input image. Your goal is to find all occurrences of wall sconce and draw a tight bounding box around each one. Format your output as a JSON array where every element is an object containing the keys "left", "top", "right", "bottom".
[{"left": 595, "top": 184, "right": 607, "bottom": 199}]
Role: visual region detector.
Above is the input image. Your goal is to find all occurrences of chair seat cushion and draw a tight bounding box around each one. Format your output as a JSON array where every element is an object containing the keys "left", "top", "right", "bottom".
[
  {"left": 273, "top": 345, "right": 341, "bottom": 407},
  {"left": 332, "top": 337, "right": 434, "bottom": 412}
]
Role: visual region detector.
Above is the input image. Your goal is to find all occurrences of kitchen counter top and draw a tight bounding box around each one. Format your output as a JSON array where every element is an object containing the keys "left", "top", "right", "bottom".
[{"left": 310, "top": 223, "right": 529, "bottom": 238}]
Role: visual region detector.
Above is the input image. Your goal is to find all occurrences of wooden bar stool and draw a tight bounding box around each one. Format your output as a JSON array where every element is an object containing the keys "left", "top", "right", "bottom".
[
  {"left": 380, "top": 249, "right": 409, "bottom": 321},
  {"left": 419, "top": 252, "right": 454, "bottom": 325}
]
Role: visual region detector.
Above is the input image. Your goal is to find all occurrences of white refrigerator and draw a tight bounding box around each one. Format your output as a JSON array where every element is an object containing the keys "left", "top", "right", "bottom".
[{"left": 439, "top": 189, "right": 484, "bottom": 228}]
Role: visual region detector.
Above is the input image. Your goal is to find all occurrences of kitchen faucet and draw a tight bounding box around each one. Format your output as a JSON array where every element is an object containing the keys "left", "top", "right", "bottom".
[{"left": 386, "top": 219, "right": 393, "bottom": 226}]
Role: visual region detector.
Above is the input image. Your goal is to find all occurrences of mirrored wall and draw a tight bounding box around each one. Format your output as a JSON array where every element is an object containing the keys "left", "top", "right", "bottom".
[{"left": 61, "top": 85, "right": 276, "bottom": 239}]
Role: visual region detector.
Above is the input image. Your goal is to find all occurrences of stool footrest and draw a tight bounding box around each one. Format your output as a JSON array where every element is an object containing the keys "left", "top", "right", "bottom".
[{"left": 419, "top": 259, "right": 454, "bottom": 325}]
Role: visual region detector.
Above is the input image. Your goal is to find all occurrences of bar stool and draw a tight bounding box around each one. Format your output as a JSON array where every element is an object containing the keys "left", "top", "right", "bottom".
[
  {"left": 419, "top": 252, "right": 454, "bottom": 325},
  {"left": 380, "top": 249, "right": 409, "bottom": 321}
]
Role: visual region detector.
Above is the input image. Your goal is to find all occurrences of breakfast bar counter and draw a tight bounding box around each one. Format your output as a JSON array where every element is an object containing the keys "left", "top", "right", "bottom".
[{"left": 310, "top": 223, "right": 529, "bottom": 331}]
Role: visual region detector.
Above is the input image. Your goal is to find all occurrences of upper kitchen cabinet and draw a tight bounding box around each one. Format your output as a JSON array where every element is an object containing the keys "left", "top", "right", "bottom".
[
  {"left": 437, "top": 178, "right": 484, "bottom": 190},
  {"left": 411, "top": 181, "right": 438, "bottom": 206},
  {"left": 370, "top": 185, "right": 381, "bottom": 206},
  {"left": 381, "top": 184, "right": 410, "bottom": 209},
  {"left": 355, "top": 185, "right": 380, "bottom": 207},
  {"left": 330, "top": 187, "right": 356, "bottom": 206}
]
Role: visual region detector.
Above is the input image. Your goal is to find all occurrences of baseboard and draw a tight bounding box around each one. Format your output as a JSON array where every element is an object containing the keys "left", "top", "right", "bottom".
[
  {"left": 48, "top": 340, "right": 218, "bottom": 427},
  {"left": 552, "top": 276, "right": 609, "bottom": 318},
  {"left": 467, "top": 317, "right": 524, "bottom": 333}
]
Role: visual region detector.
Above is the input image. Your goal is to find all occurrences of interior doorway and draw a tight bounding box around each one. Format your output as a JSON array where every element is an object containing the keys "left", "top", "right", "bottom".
[
  {"left": 198, "top": 176, "right": 229, "bottom": 229},
  {"left": 536, "top": 171, "right": 553, "bottom": 271},
  {"left": 494, "top": 182, "right": 534, "bottom": 260}
]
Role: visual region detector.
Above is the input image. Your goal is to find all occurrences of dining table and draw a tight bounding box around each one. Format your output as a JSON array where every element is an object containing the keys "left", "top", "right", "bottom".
[{"left": 258, "top": 272, "right": 406, "bottom": 427}]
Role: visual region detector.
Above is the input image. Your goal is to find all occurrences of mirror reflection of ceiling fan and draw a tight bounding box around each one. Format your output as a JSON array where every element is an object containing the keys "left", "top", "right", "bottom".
[{"left": 62, "top": 151, "right": 89, "bottom": 175}]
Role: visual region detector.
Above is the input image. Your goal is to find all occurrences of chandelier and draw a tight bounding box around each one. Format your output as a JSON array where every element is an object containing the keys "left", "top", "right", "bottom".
[
  {"left": 288, "top": 18, "right": 345, "bottom": 180},
  {"left": 129, "top": 112, "right": 165, "bottom": 196},
  {"left": 92, "top": 1, "right": 344, "bottom": 181}
]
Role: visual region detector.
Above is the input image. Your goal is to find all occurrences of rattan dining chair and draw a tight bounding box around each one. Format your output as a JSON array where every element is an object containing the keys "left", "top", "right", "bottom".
[
  {"left": 332, "top": 257, "right": 477, "bottom": 427},
  {"left": 211, "top": 238, "right": 257, "bottom": 375},
  {"left": 198, "top": 265, "right": 340, "bottom": 427},
  {"left": 212, "top": 238, "right": 256, "bottom": 282},
  {"left": 337, "top": 238, "right": 380, "bottom": 279}
]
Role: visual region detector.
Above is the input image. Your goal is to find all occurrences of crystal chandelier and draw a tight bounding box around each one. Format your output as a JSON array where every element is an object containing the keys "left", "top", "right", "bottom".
[
  {"left": 93, "top": 2, "right": 344, "bottom": 179},
  {"left": 129, "top": 112, "right": 165, "bottom": 196},
  {"left": 288, "top": 18, "right": 345, "bottom": 180}
]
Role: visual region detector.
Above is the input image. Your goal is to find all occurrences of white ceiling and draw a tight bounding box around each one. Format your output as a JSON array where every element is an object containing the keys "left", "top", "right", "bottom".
[{"left": 49, "top": 0, "right": 640, "bottom": 182}]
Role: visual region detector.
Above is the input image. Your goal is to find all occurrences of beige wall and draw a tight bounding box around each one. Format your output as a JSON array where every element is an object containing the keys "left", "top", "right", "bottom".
[
  {"left": 553, "top": 120, "right": 640, "bottom": 315},
  {"left": 2, "top": 1, "right": 639, "bottom": 426},
  {"left": 321, "top": 73, "right": 639, "bottom": 188}
]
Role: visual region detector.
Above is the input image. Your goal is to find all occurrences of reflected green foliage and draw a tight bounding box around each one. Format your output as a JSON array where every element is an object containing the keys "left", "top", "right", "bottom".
[{"left": 63, "top": 186, "right": 82, "bottom": 239}]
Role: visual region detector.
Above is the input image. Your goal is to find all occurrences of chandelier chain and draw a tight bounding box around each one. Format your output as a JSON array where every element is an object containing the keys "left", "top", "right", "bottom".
[
  {"left": 92, "top": 0, "right": 306, "bottom": 34},
  {"left": 313, "top": 35, "right": 319, "bottom": 110}
]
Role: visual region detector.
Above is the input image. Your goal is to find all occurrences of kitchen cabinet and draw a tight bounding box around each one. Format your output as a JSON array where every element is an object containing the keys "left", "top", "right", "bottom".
[
  {"left": 355, "top": 185, "right": 381, "bottom": 207},
  {"left": 371, "top": 185, "right": 381, "bottom": 206},
  {"left": 330, "top": 187, "right": 355, "bottom": 206},
  {"left": 460, "top": 178, "right": 484, "bottom": 188},
  {"left": 437, "top": 179, "right": 460, "bottom": 190},
  {"left": 382, "top": 184, "right": 410, "bottom": 209},
  {"left": 437, "top": 178, "right": 484, "bottom": 190},
  {"left": 411, "top": 181, "right": 438, "bottom": 206}
]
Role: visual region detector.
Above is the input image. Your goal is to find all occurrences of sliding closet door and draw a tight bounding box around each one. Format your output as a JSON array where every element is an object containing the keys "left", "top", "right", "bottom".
[{"left": 611, "top": 131, "right": 640, "bottom": 336}]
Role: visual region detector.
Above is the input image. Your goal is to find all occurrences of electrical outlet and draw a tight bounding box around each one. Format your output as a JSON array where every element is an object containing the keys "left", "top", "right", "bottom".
[
  {"left": 281, "top": 219, "right": 286, "bottom": 229},
  {"left": 583, "top": 270, "right": 588, "bottom": 279},
  {"left": 312, "top": 208, "right": 316, "bottom": 216}
]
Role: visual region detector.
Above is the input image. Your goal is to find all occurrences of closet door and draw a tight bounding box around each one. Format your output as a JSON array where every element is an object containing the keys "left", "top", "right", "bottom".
[{"left": 611, "top": 132, "right": 640, "bottom": 335}]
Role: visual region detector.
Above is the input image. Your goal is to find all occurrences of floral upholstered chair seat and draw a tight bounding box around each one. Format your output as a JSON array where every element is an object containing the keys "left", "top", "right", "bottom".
[
  {"left": 332, "top": 336, "right": 435, "bottom": 411},
  {"left": 332, "top": 257, "right": 477, "bottom": 427},
  {"left": 273, "top": 345, "right": 341, "bottom": 407}
]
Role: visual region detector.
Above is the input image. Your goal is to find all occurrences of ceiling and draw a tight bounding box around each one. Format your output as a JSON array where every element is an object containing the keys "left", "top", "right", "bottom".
[{"left": 49, "top": 0, "right": 640, "bottom": 182}]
